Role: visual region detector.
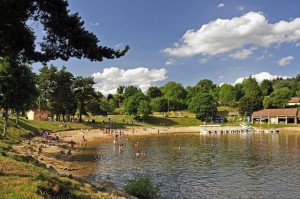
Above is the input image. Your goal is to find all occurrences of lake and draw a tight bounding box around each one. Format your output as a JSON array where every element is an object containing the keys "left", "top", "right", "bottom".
[{"left": 86, "top": 132, "right": 300, "bottom": 199}]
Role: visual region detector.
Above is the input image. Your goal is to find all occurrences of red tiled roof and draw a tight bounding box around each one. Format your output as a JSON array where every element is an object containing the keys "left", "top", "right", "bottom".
[
  {"left": 31, "top": 110, "right": 50, "bottom": 114},
  {"left": 252, "top": 108, "right": 298, "bottom": 117},
  {"left": 288, "top": 97, "right": 300, "bottom": 103}
]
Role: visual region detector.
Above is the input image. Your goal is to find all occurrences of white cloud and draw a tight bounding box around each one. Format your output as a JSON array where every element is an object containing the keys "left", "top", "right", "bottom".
[
  {"left": 89, "top": 22, "right": 99, "bottom": 26},
  {"left": 217, "top": 3, "right": 224, "bottom": 8},
  {"left": 234, "top": 72, "right": 290, "bottom": 84},
  {"left": 229, "top": 48, "right": 255, "bottom": 60},
  {"left": 92, "top": 67, "right": 167, "bottom": 96},
  {"left": 164, "top": 58, "right": 176, "bottom": 66},
  {"left": 164, "top": 12, "right": 300, "bottom": 58},
  {"left": 237, "top": 6, "right": 244, "bottom": 11},
  {"left": 198, "top": 58, "right": 209, "bottom": 64},
  {"left": 256, "top": 55, "right": 265, "bottom": 61},
  {"left": 115, "top": 42, "right": 124, "bottom": 48},
  {"left": 277, "top": 56, "right": 294, "bottom": 66}
]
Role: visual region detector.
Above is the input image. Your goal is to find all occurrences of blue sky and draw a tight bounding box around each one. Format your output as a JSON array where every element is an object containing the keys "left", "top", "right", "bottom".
[{"left": 33, "top": 0, "right": 300, "bottom": 95}]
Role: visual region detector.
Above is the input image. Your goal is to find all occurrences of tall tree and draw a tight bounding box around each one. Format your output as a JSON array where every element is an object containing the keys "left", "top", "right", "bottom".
[
  {"left": 137, "top": 100, "right": 152, "bottom": 121},
  {"left": 218, "top": 84, "right": 237, "bottom": 107},
  {"left": 160, "top": 81, "right": 187, "bottom": 111},
  {"left": 37, "top": 65, "right": 58, "bottom": 110},
  {"left": 86, "top": 100, "right": 102, "bottom": 116},
  {"left": 117, "top": 85, "right": 125, "bottom": 95},
  {"left": 186, "top": 79, "right": 218, "bottom": 103},
  {"left": 0, "top": 0, "right": 129, "bottom": 63},
  {"left": 242, "top": 76, "right": 262, "bottom": 98},
  {"left": 73, "top": 76, "right": 96, "bottom": 122},
  {"left": 147, "top": 86, "right": 162, "bottom": 99},
  {"left": 50, "top": 66, "right": 75, "bottom": 121},
  {"left": 188, "top": 93, "right": 217, "bottom": 121},
  {"left": 150, "top": 97, "right": 168, "bottom": 112},
  {"left": 234, "top": 83, "right": 244, "bottom": 101},
  {"left": 0, "top": 58, "right": 38, "bottom": 136},
  {"left": 260, "top": 79, "right": 273, "bottom": 97},
  {"left": 124, "top": 86, "right": 143, "bottom": 99},
  {"left": 195, "top": 79, "right": 217, "bottom": 93},
  {"left": 266, "top": 88, "right": 292, "bottom": 108},
  {"left": 238, "top": 96, "right": 262, "bottom": 116},
  {"left": 12, "top": 62, "right": 39, "bottom": 126}
]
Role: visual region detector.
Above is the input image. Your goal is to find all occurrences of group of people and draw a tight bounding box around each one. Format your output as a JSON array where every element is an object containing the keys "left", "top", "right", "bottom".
[
  {"left": 134, "top": 141, "right": 146, "bottom": 158},
  {"left": 135, "top": 150, "right": 146, "bottom": 158},
  {"left": 113, "top": 135, "right": 147, "bottom": 158}
]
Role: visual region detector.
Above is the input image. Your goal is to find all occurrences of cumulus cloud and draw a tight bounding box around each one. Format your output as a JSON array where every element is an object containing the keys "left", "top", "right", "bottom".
[
  {"left": 217, "top": 3, "right": 224, "bottom": 8},
  {"left": 229, "top": 48, "right": 255, "bottom": 59},
  {"left": 164, "top": 58, "right": 176, "bottom": 66},
  {"left": 92, "top": 67, "right": 167, "bottom": 96},
  {"left": 164, "top": 12, "right": 300, "bottom": 58},
  {"left": 277, "top": 56, "right": 294, "bottom": 66},
  {"left": 234, "top": 72, "right": 290, "bottom": 84}
]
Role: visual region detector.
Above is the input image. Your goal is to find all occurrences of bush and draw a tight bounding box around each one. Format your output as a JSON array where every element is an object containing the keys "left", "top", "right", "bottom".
[{"left": 124, "top": 175, "right": 161, "bottom": 199}]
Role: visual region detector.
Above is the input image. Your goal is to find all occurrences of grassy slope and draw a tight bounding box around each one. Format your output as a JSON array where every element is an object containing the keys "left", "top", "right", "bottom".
[{"left": 0, "top": 117, "right": 136, "bottom": 199}]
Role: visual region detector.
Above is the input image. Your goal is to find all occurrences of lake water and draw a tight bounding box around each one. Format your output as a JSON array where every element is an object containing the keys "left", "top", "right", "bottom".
[{"left": 87, "top": 132, "right": 300, "bottom": 199}]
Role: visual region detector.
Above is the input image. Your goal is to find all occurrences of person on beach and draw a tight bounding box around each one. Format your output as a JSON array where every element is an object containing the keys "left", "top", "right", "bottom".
[
  {"left": 135, "top": 150, "right": 140, "bottom": 158},
  {"left": 69, "top": 140, "right": 76, "bottom": 148},
  {"left": 134, "top": 142, "right": 139, "bottom": 148},
  {"left": 119, "top": 143, "right": 124, "bottom": 153},
  {"left": 141, "top": 150, "right": 146, "bottom": 157},
  {"left": 38, "top": 146, "right": 42, "bottom": 154}
]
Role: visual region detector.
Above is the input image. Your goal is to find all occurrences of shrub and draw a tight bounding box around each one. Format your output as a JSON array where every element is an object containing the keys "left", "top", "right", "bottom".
[{"left": 124, "top": 175, "right": 161, "bottom": 199}]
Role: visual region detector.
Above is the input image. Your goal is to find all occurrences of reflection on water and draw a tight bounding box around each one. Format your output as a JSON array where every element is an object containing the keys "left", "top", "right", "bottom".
[{"left": 87, "top": 132, "right": 300, "bottom": 199}]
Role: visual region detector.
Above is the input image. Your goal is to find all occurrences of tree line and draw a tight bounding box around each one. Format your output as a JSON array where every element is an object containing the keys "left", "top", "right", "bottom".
[{"left": 2, "top": 58, "right": 299, "bottom": 127}]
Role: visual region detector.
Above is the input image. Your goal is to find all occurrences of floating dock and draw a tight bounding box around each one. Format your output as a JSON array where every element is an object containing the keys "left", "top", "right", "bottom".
[{"left": 199, "top": 125, "right": 280, "bottom": 135}]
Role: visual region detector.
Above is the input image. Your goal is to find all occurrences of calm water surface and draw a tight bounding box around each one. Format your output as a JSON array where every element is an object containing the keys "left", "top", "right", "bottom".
[{"left": 87, "top": 132, "right": 300, "bottom": 199}]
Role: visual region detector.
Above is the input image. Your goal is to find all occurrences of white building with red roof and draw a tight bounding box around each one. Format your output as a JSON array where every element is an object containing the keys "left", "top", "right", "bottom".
[{"left": 26, "top": 110, "right": 50, "bottom": 121}]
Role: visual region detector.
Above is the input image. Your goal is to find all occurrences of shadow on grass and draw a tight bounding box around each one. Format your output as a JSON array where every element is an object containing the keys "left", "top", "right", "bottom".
[{"left": 15, "top": 119, "right": 40, "bottom": 137}]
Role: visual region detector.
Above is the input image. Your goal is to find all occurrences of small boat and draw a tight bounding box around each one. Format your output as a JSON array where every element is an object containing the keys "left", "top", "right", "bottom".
[
  {"left": 200, "top": 130, "right": 209, "bottom": 135},
  {"left": 240, "top": 124, "right": 255, "bottom": 132},
  {"left": 264, "top": 130, "right": 270, "bottom": 134}
]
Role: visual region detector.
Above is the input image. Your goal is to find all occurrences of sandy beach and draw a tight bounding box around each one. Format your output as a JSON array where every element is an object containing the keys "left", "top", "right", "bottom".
[
  {"left": 12, "top": 126, "right": 202, "bottom": 178},
  {"left": 12, "top": 125, "right": 300, "bottom": 179}
]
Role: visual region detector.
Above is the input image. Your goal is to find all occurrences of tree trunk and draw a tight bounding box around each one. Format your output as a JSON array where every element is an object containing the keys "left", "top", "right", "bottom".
[
  {"left": 79, "top": 102, "right": 84, "bottom": 123},
  {"left": 16, "top": 112, "right": 19, "bottom": 126},
  {"left": 2, "top": 109, "right": 9, "bottom": 137}
]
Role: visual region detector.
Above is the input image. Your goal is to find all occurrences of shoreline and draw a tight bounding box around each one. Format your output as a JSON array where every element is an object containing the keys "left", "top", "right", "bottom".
[
  {"left": 12, "top": 125, "right": 300, "bottom": 178},
  {"left": 11, "top": 126, "right": 207, "bottom": 179}
]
